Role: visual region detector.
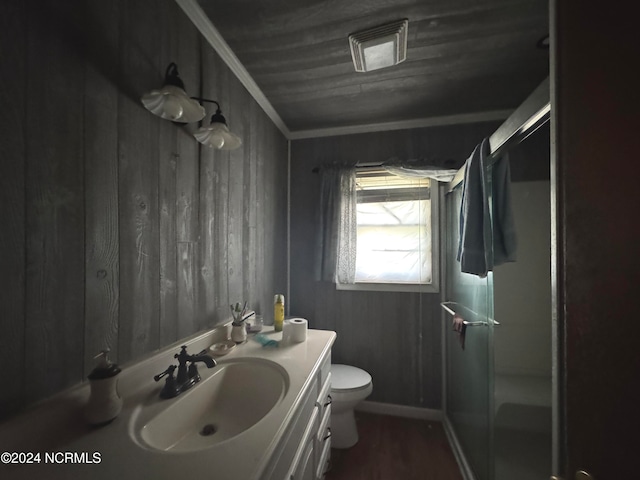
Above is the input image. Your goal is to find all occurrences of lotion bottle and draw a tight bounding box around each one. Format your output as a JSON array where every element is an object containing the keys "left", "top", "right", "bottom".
[
  {"left": 274, "top": 294, "right": 285, "bottom": 332},
  {"left": 85, "top": 350, "right": 123, "bottom": 426}
]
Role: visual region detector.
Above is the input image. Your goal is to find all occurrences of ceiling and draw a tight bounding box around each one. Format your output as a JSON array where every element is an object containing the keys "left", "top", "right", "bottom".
[{"left": 185, "top": 0, "right": 549, "bottom": 137}]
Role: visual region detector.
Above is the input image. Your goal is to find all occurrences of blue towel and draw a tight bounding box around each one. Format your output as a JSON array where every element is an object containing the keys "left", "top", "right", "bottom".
[
  {"left": 457, "top": 138, "right": 492, "bottom": 276},
  {"left": 491, "top": 153, "right": 517, "bottom": 265},
  {"left": 254, "top": 333, "right": 279, "bottom": 348}
]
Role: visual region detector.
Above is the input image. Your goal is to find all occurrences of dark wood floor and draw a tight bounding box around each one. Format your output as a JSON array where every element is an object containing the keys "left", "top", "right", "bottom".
[{"left": 326, "top": 412, "right": 463, "bottom": 480}]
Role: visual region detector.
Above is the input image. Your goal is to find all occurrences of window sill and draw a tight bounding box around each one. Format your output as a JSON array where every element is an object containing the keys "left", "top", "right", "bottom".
[{"left": 335, "top": 282, "right": 439, "bottom": 294}]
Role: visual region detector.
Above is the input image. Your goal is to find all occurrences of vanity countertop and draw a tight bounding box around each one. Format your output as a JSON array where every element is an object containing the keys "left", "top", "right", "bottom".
[{"left": 0, "top": 326, "right": 336, "bottom": 480}]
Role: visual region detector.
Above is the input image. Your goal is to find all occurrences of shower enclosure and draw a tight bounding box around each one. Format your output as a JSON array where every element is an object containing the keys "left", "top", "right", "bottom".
[{"left": 443, "top": 122, "right": 552, "bottom": 480}]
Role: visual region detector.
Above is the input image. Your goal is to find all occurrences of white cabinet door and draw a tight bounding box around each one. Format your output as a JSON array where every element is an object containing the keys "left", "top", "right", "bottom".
[{"left": 293, "top": 436, "right": 315, "bottom": 480}]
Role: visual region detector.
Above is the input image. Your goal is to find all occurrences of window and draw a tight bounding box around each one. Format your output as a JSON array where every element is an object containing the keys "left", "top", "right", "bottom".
[{"left": 337, "top": 168, "right": 439, "bottom": 292}]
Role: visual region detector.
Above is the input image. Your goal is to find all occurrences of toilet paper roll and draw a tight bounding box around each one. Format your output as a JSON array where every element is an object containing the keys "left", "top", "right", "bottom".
[{"left": 283, "top": 318, "right": 307, "bottom": 343}]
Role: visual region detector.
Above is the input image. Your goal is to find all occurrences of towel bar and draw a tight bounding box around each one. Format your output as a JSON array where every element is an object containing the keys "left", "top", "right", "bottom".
[
  {"left": 462, "top": 320, "right": 488, "bottom": 327},
  {"left": 440, "top": 301, "right": 500, "bottom": 327}
]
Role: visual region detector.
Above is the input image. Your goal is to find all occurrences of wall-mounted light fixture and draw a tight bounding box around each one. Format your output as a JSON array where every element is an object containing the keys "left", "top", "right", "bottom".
[
  {"left": 194, "top": 101, "right": 242, "bottom": 150},
  {"left": 141, "top": 63, "right": 206, "bottom": 123},
  {"left": 141, "top": 63, "right": 242, "bottom": 150}
]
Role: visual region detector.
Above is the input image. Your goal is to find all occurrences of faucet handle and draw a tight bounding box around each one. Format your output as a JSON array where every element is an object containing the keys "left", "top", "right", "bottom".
[
  {"left": 153, "top": 365, "right": 177, "bottom": 382},
  {"left": 174, "top": 345, "right": 189, "bottom": 365},
  {"left": 153, "top": 365, "right": 181, "bottom": 399}
]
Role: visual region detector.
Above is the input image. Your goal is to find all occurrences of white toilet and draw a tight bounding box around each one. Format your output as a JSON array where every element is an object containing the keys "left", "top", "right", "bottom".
[{"left": 330, "top": 364, "right": 373, "bottom": 448}]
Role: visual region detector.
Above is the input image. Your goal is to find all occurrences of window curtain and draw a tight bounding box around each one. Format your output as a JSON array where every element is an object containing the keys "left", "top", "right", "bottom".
[
  {"left": 383, "top": 164, "right": 458, "bottom": 182},
  {"left": 315, "top": 166, "right": 357, "bottom": 283},
  {"left": 382, "top": 155, "right": 459, "bottom": 183}
]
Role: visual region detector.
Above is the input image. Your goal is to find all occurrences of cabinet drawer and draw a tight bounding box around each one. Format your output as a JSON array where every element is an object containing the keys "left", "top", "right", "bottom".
[
  {"left": 316, "top": 351, "right": 331, "bottom": 398},
  {"left": 263, "top": 377, "right": 318, "bottom": 480},
  {"left": 316, "top": 403, "right": 331, "bottom": 444},
  {"left": 315, "top": 402, "right": 331, "bottom": 478},
  {"left": 316, "top": 372, "right": 332, "bottom": 422},
  {"left": 315, "top": 432, "right": 331, "bottom": 480},
  {"left": 286, "top": 406, "right": 318, "bottom": 480}
]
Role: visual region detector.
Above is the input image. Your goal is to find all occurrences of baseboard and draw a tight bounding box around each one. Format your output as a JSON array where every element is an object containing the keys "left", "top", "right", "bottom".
[
  {"left": 356, "top": 401, "right": 443, "bottom": 421},
  {"left": 442, "top": 416, "right": 476, "bottom": 480}
]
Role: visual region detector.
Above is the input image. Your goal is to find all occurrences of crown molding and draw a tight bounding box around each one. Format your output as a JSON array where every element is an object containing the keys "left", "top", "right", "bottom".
[
  {"left": 287, "top": 110, "right": 513, "bottom": 140},
  {"left": 175, "top": 0, "right": 291, "bottom": 138}
]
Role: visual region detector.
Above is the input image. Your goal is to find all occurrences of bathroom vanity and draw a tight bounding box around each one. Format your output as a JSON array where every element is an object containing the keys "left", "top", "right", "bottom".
[
  {"left": 263, "top": 339, "right": 333, "bottom": 480},
  {"left": 0, "top": 326, "right": 335, "bottom": 480}
]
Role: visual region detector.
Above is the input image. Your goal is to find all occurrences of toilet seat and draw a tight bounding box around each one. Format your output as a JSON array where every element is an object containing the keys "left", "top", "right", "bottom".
[{"left": 331, "top": 364, "right": 372, "bottom": 393}]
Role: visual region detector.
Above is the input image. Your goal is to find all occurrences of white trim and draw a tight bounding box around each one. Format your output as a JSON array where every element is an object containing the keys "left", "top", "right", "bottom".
[
  {"left": 356, "top": 401, "right": 443, "bottom": 421},
  {"left": 431, "top": 179, "right": 441, "bottom": 292},
  {"left": 338, "top": 177, "right": 440, "bottom": 294},
  {"left": 175, "top": 0, "right": 291, "bottom": 138},
  {"left": 286, "top": 140, "right": 291, "bottom": 315},
  {"left": 549, "top": 4, "right": 561, "bottom": 474},
  {"left": 440, "top": 183, "right": 448, "bottom": 421},
  {"left": 288, "top": 110, "right": 513, "bottom": 140},
  {"left": 443, "top": 416, "right": 477, "bottom": 480}
]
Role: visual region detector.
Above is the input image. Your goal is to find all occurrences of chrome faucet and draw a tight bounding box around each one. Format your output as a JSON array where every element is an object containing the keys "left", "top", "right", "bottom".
[{"left": 153, "top": 346, "right": 216, "bottom": 399}]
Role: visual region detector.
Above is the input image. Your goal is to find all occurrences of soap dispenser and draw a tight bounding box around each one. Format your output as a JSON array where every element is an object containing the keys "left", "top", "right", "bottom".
[{"left": 85, "top": 349, "right": 123, "bottom": 426}]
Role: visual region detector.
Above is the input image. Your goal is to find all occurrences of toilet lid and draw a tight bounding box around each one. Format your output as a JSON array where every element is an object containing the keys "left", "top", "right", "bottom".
[{"left": 331, "top": 364, "right": 372, "bottom": 391}]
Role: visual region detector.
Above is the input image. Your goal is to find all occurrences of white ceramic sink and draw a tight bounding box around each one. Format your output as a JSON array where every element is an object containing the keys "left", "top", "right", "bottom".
[{"left": 132, "top": 358, "right": 289, "bottom": 452}]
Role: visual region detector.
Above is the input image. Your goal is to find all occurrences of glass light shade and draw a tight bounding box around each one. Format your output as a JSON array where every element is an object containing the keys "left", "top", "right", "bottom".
[
  {"left": 141, "top": 85, "right": 206, "bottom": 123},
  {"left": 194, "top": 122, "right": 242, "bottom": 150},
  {"left": 161, "top": 95, "right": 184, "bottom": 120}
]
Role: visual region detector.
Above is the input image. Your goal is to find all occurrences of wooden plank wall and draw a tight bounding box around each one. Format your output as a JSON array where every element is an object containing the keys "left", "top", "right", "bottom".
[
  {"left": 0, "top": 0, "right": 287, "bottom": 420},
  {"left": 0, "top": 0, "right": 27, "bottom": 417},
  {"left": 290, "top": 123, "right": 499, "bottom": 408}
]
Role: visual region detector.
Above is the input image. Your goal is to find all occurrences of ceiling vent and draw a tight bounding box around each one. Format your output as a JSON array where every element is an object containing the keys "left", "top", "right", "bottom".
[{"left": 348, "top": 19, "right": 408, "bottom": 73}]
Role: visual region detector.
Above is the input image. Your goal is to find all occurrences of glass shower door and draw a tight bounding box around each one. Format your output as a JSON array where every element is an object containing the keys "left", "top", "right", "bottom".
[
  {"left": 444, "top": 126, "right": 551, "bottom": 480},
  {"left": 490, "top": 126, "right": 552, "bottom": 480},
  {"left": 444, "top": 186, "right": 494, "bottom": 480}
]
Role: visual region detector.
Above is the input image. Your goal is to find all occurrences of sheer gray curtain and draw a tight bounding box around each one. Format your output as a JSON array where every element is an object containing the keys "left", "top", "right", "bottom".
[{"left": 314, "top": 166, "right": 357, "bottom": 283}]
